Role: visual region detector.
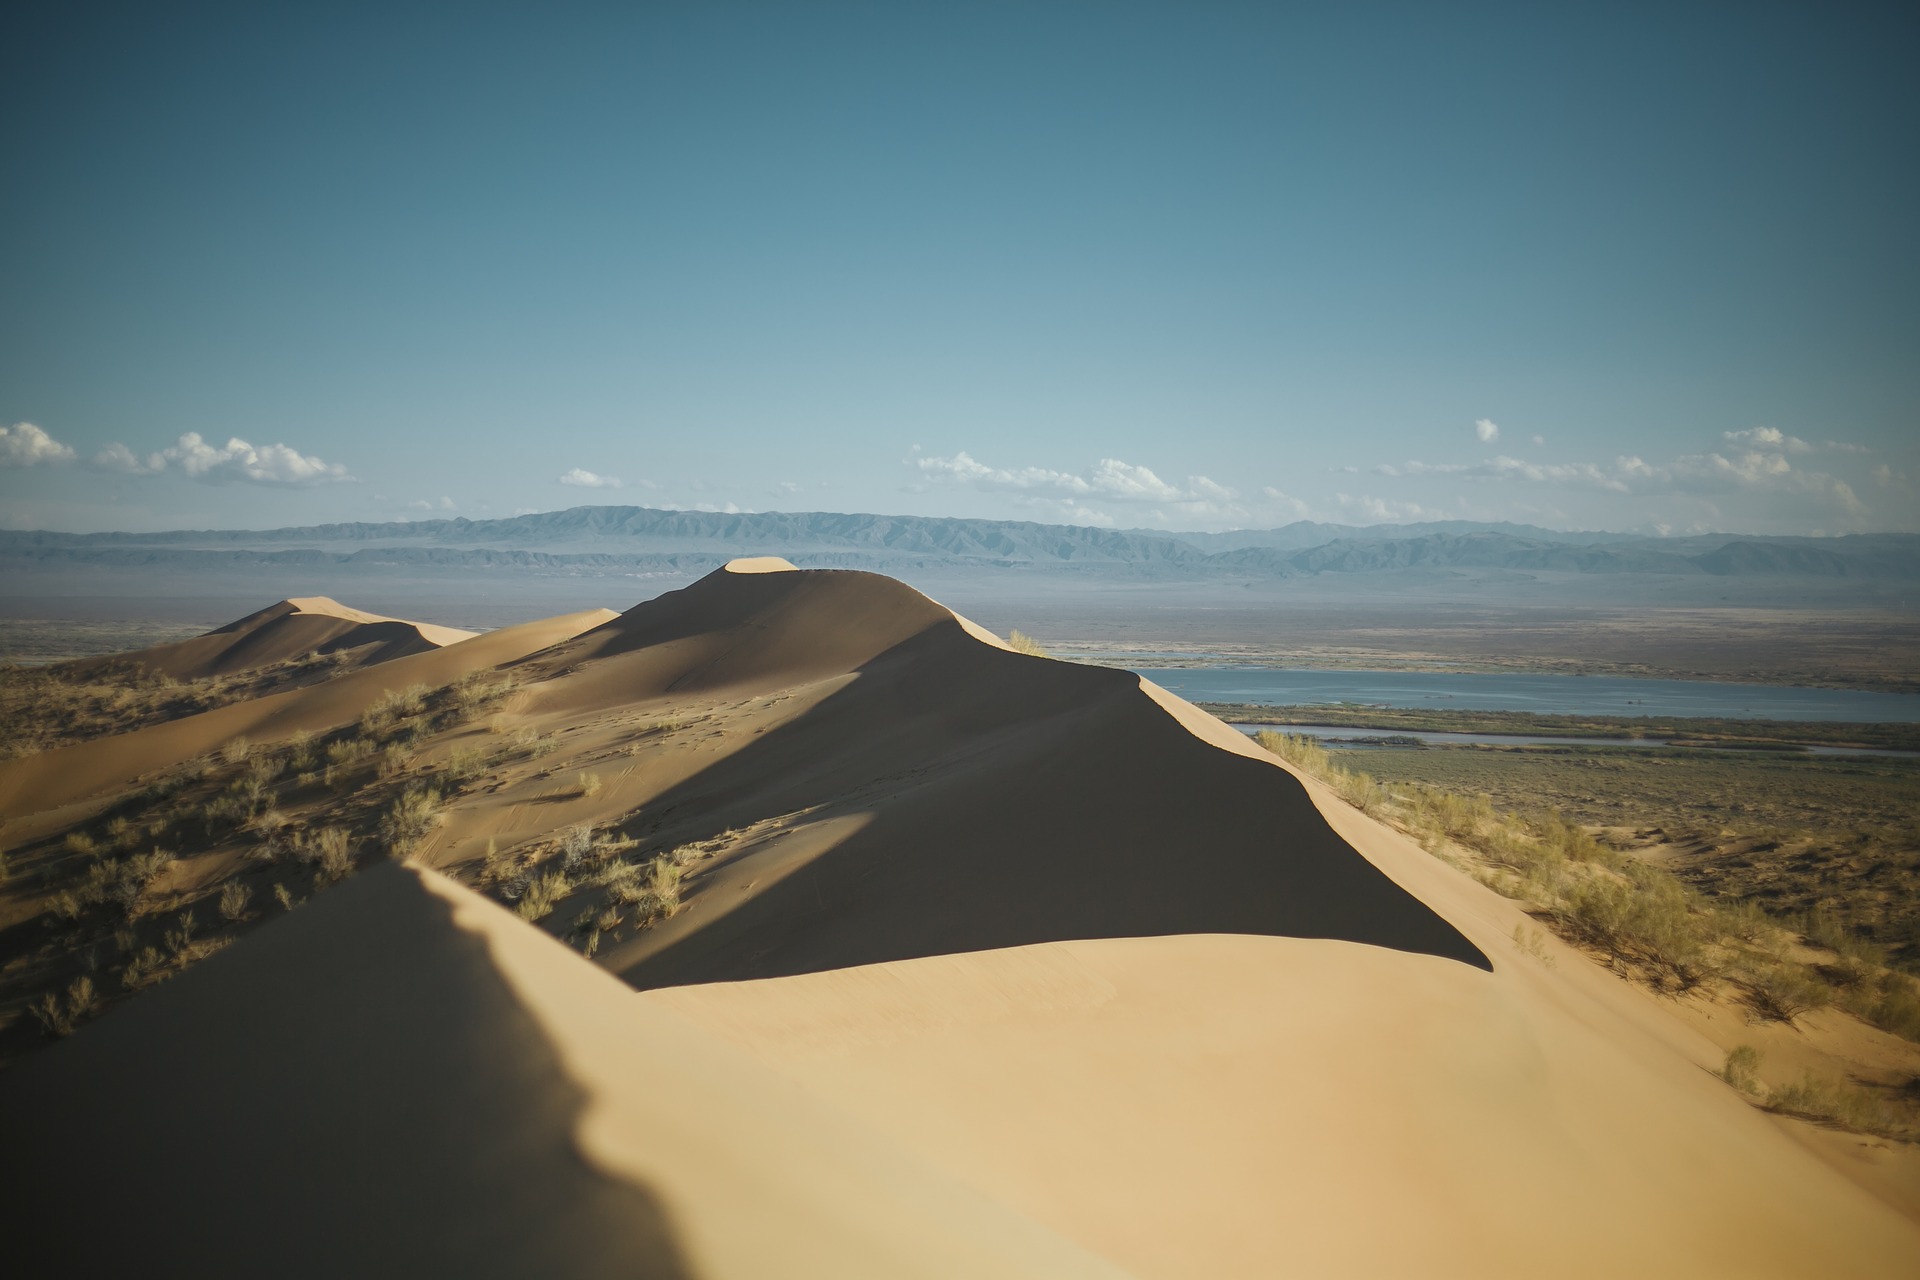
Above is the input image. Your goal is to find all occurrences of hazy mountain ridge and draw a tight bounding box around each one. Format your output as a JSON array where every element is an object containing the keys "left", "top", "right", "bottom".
[
  {"left": 3, "top": 509, "right": 1915, "bottom": 581},
  {"left": 1155, "top": 520, "right": 1647, "bottom": 554}
]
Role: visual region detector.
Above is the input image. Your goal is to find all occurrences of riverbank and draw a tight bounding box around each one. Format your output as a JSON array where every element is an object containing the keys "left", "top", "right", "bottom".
[{"left": 1196, "top": 702, "right": 1920, "bottom": 753}]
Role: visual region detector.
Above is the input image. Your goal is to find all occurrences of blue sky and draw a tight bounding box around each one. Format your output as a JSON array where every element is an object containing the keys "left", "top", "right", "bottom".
[{"left": 3, "top": 2, "right": 1914, "bottom": 536}]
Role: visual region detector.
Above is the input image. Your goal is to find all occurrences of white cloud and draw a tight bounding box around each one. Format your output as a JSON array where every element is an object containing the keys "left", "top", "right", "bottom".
[
  {"left": 1474, "top": 418, "right": 1500, "bottom": 444},
  {"left": 157, "top": 432, "right": 352, "bottom": 485},
  {"left": 912, "top": 451, "right": 1272, "bottom": 529},
  {"left": 90, "top": 442, "right": 165, "bottom": 474},
  {"left": 558, "top": 468, "right": 622, "bottom": 489},
  {"left": 1824, "top": 440, "right": 1871, "bottom": 455},
  {"left": 1531, "top": 435, "right": 1545, "bottom": 447},
  {"left": 0, "top": 422, "right": 76, "bottom": 467},
  {"left": 916, "top": 450, "right": 1235, "bottom": 508},
  {"left": 409, "top": 496, "right": 456, "bottom": 511},
  {"left": 0, "top": 424, "right": 349, "bottom": 485},
  {"left": 1722, "top": 426, "right": 1811, "bottom": 454}
]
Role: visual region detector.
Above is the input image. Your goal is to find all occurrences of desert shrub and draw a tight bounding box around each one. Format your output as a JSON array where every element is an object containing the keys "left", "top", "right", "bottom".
[
  {"left": 578, "top": 770, "right": 602, "bottom": 798},
  {"left": 1561, "top": 865, "right": 1711, "bottom": 986},
  {"left": 605, "top": 856, "right": 682, "bottom": 926},
  {"left": 1256, "top": 730, "right": 1332, "bottom": 776},
  {"left": 1768, "top": 1073, "right": 1908, "bottom": 1138},
  {"left": 1338, "top": 771, "right": 1387, "bottom": 816},
  {"left": 164, "top": 909, "right": 198, "bottom": 956},
  {"left": 360, "top": 683, "right": 430, "bottom": 737},
  {"left": 325, "top": 736, "right": 375, "bottom": 767},
  {"left": 445, "top": 745, "right": 488, "bottom": 785},
  {"left": 311, "top": 827, "right": 354, "bottom": 884},
  {"left": 1867, "top": 975, "right": 1920, "bottom": 1042},
  {"left": 221, "top": 736, "right": 252, "bottom": 765},
  {"left": 287, "top": 728, "right": 315, "bottom": 771},
  {"left": 1531, "top": 810, "right": 1617, "bottom": 868},
  {"left": 122, "top": 946, "right": 166, "bottom": 990},
  {"left": 1720, "top": 1044, "right": 1764, "bottom": 1095},
  {"left": 379, "top": 788, "right": 441, "bottom": 860},
  {"left": 560, "top": 824, "right": 595, "bottom": 871},
  {"left": 1742, "top": 959, "right": 1833, "bottom": 1023},
  {"left": 245, "top": 753, "right": 281, "bottom": 789},
  {"left": 516, "top": 869, "right": 571, "bottom": 921},
  {"left": 63, "top": 831, "right": 98, "bottom": 858},
  {"left": 29, "top": 976, "right": 100, "bottom": 1038},
  {"left": 443, "top": 671, "right": 518, "bottom": 723},
  {"left": 1713, "top": 899, "right": 1775, "bottom": 946},
  {"left": 378, "top": 741, "right": 414, "bottom": 779},
  {"left": 218, "top": 880, "right": 252, "bottom": 922},
  {"left": 1007, "top": 629, "right": 1049, "bottom": 657}
]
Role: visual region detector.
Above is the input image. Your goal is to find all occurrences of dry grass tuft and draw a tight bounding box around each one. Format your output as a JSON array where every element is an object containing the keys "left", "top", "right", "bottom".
[{"left": 1007, "top": 630, "right": 1050, "bottom": 657}]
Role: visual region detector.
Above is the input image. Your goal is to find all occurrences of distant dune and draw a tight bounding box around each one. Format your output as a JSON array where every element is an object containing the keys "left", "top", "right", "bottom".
[
  {"left": 1, "top": 559, "right": 1915, "bottom": 1277},
  {"left": 65, "top": 595, "right": 477, "bottom": 681}
]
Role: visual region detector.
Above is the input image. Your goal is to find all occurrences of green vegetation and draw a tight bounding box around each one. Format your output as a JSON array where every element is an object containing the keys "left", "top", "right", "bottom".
[
  {"left": 0, "top": 646, "right": 356, "bottom": 758},
  {"left": 1259, "top": 729, "right": 1920, "bottom": 1028},
  {"left": 1256, "top": 730, "right": 1920, "bottom": 1139},
  {"left": 1202, "top": 703, "right": 1920, "bottom": 753},
  {"left": 1291, "top": 741, "right": 1920, "bottom": 963},
  {"left": 1720, "top": 1045, "right": 1764, "bottom": 1094}
]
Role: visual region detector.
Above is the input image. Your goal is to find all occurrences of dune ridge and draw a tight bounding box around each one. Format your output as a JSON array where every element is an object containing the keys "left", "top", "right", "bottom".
[
  {"left": 2, "top": 560, "right": 1916, "bottom": 1276},
  {"left": 0, "top": 606, "right": 617, "bottom": 821},
  {"left": 68, "top": 595, "right": 477, "bottom": 681},
  {"left": 0, "top": 863, "right": 1124, "bottom": 1279}
]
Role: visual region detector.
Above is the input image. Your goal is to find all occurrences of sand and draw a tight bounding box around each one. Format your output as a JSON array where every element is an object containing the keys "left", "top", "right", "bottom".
[
  {"left": 2, "top": 559, "right": 1916, "bottom": 1277},
  {"left": 0, "top": 863, "right": 1124, "bottom": 1279},
  {"left": 67, "top": 594, "right": 477, "bottom": 680},
  {"left": 0, "top": 606, "right": 617, "bottom": 821}
]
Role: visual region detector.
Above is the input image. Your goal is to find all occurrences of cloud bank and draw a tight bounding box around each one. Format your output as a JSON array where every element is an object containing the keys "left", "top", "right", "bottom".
[
  {"left": 6, "top": 423, "right": 351, "bottom": 486},
  {"left": 558, "top": 468, "right": 622, "bottom": 489},
  {"left": 0, "top": 423, "right": 78, "bottom": 467}
]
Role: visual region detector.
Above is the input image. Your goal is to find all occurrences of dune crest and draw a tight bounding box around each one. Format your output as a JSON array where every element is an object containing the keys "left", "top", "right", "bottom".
[
  {"left": 5, "top": 561, "right": 1917, "bottom": 1276},
  {"left": 720, "top": 555, "right": 799, "bottom": 574},
  {"left": 0, "top": 864, "right": 1124, "bottom": 1278},
  {"left": 68, "top": 595, "right": 479, "bottom": 682},
  {"left": 0, "top": 607, "right": 618, "bottom": 819}
]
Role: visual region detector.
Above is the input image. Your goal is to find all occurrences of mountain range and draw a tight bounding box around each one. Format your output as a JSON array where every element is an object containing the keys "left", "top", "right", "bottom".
[{"left": 5, "top": 508, "right": 1916, "bottom": 581}]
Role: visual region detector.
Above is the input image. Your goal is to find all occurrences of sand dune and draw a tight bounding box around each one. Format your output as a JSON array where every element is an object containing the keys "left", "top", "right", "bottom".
[
  {"left": 67, "top": 595, "right": 477, "bottom": 681},
  {"left": 0, "top": 863, "right": 1124, "bottom": 1279},
  {"left": 3, "top": 559, "right": 1917, "bottom": 1276},
  {"left": 0, "top": 607, "right": 616, "bottom": 821},
  {"left": 486, "top": 560, "right": 1485, "bottom": 982}
]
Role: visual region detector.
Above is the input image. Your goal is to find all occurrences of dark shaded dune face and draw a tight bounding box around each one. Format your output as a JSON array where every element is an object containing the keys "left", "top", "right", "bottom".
[
  {"left": 604, "top": 597, "right": 1489, "bottom": 988},
  {"left": 0, "top": 865, "right": 692, "bottom": 1280},
  {"left": 522, "top": 567, "right": 958, "bottom": 706}
]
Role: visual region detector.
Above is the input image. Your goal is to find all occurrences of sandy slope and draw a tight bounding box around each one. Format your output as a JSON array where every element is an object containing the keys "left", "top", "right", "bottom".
[
  {"left": 484, "top": 559, "right": 1487, "bottom": 984},
  {"left": 0, "top": 863, "right": 1124, "bottom": 1279},
  {"left": 0, "top": 607, "right": 616, "bottom": 820},
  {"left": 4, "top": 559, "right": 1918, "bottom": 1276},
  {"left": 67, "top": 595, "right": 476, "bottom": 680}
]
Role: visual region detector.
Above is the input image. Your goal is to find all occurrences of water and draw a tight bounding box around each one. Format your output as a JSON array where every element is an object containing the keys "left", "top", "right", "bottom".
[
  {"left": 1141, "top": 667, "right": 1920, "bottom": 723},
  {"left": 1227, "top": 723, "right": 1919, "bottom": 758}
]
